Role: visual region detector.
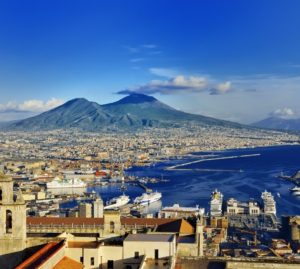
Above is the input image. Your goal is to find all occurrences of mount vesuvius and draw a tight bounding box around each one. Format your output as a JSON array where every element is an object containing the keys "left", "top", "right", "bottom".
[{"left": 3, "top": 93, "right": 244, "bottom": 131}]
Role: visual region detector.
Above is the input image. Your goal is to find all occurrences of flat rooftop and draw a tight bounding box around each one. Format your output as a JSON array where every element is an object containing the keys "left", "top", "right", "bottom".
[{"left": 125, "top": 233, "right": 174, "bottom": 242}]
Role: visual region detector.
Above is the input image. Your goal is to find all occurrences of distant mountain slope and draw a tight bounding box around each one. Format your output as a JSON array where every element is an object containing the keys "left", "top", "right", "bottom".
[
  {"left": 8, "top": 98, "right": 111, "bottom": 131},
  {"left": 252, "top": 117, "right": 300, "bottom": 131},
  {"left": 5, "top": 93, "right": 246, "bottom": 131},
  {"left": 103, "top": 93, "right": 242, "bottom": 128}
]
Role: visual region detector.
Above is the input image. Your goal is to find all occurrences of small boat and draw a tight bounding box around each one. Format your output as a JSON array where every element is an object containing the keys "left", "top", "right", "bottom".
[
  {"left": 104, "top": 194, "right": 130, "bottom": 209},
  {"left": 277, "top": 192, "right": 281, "bottom": 198},
  {"left": 290, "top": 186, "right": 300, "bottom": 196}
]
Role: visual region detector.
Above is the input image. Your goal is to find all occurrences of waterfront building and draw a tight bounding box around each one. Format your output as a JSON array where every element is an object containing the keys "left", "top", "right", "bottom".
[{"left": 226, "top": 198, "right": 261, "bottom": 215}]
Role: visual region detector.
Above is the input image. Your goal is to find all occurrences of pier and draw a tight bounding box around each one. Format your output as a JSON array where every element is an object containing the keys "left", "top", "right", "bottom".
[
  {"left": 136, "top": 181, "right": 152, "bottom": 193},
  {"left": 279, "top": 171, "right": 300, "bottom": 186},
  {"left": 166, "top": 154, "right": 261, "bottom": 170}
]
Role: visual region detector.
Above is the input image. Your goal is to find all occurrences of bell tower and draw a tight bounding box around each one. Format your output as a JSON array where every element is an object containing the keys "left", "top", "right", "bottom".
[{"left": 0, "top": 172, "right": 26, "bottom": 267}]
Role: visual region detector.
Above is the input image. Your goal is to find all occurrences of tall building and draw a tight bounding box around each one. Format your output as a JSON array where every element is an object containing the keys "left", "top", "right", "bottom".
[
  {"left": 79, "top": 202, "right": 92, "bottom": 218},
  {"left": 93, "top": 197, "right": 104, "bottom": 218},
  {"left": 0, "top": 172, "right": 26, "bottom": 268}
]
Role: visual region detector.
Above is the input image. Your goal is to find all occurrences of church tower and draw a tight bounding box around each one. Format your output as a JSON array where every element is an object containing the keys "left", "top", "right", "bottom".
[{"left": 0, "top": 172, "right": 26, "bottom": 267}]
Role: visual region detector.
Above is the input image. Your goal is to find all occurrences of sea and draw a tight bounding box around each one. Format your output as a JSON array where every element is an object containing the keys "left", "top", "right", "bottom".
[{"left": 61, "top": 145, "right": 300, "bottom": 217}]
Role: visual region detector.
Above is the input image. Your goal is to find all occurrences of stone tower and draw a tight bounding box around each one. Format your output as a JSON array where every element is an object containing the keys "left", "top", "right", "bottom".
[
  {"left": 0, "top": 172, "right": 26, "bottom": 268},
  {"left": 196, "top": 218, "right": 204, "bottom": 256},
  {"left": 93, "top": 197, "right": 104, "bottom": 218}
]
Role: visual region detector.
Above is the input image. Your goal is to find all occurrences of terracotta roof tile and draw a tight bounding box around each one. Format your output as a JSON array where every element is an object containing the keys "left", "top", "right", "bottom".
[
  {"left": 53, "top": 256, "right": 83, "bottom": 269},
  {"left": 15, "top": 241, "right": 64, "bottom": 269},
  {"left": 27, "top": 217, "right": 104, "bottom": 226},
  {"left": 156, "top": 219, "right": 194, "bottom": 234}
]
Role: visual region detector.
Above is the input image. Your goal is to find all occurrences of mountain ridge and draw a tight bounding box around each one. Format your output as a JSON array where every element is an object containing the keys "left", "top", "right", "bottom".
[
  {"left": 252, "top": 116, "right": 300, "bottom": 131},
  {"left": 4, "top": 93, "right": 247, "bottom": 131}
]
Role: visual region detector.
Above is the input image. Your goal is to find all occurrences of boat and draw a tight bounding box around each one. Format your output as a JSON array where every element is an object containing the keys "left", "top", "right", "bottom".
[
  {"left": 134, "top": 191, "right": 162, "bottom": 205},
  {"left": 210, "top": 189, "right": 223, "bottom": 216},
  {"left": 46, "top": 177, "right": 87, "bottom": 189},
  {"left": 261, "top": 190, "right": 277, "bottom": 215},
  {"left": 290, "top": 186, "right": 300, "bottom": 195},
  {"left": 104, "top": 194, "right": 130, "bottom": 209}
]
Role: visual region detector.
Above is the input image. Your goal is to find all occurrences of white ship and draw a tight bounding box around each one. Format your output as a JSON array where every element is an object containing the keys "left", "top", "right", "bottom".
[
  {"left": 261, "top": 190, "right": 276, "bottom": 215},
  {"left": 46, "top": 177, "right": 87, "bottom": 189},
  {"left": 290, "top": 186, "right": 300, "bottom": 195},
  {"left": 104, "top": 194, "right": 130, "bottom": 209},
  {"left": 134, "top": 191, "right": 162, "bottom": 205},
  {"left": 210, "top": 189, "right": 223, "bottom": 216}
]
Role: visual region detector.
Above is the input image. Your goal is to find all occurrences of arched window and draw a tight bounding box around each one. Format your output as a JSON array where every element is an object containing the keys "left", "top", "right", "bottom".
[
  {"left": 110, "top": 221, "right": 115, "bottom": 233},
  {"left": 6, "top": 210, "right": 12, "bottom": 233}
]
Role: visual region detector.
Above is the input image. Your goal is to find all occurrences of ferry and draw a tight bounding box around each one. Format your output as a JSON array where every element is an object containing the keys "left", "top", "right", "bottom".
[
  {"left": 134, "top": 191, "right": 162, "bottom": 205},
  {"left": 46, "top": 177, "right": 87, "bottom": 189},
  {"left": 104, "top": 194, "right": 130, "bottom": 209}
]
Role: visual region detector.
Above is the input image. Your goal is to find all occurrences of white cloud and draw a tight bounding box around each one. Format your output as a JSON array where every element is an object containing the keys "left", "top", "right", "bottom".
[
  {"left": 0, "top": 98, "right": 64, "bottom": 113},
  {"left": 270, "top": 108, "right": 295, "bottom": 119},
  {"left": 149, "top": 67, "right": 179, "bottom": 78},
  {"left": 118, "top": 75, "right": 232, "bottom": 95}
]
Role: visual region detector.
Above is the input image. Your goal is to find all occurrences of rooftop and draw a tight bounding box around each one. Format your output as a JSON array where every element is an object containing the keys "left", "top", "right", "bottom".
[
  {"left": 53, "top": 256, "right": 83, "bottom": 269},
  {"left": 125, "top": 233, "right": 174, "bottom": 243}
]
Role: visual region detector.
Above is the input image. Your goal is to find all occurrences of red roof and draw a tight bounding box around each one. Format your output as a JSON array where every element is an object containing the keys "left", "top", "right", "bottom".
[
  {"left": 15, "top": 241, "right": 64, "bottom": 269},
  {"left": 53, "top": 256, "right": 83, "bottom": 269},
  {"left": 27, "top": 217, "right": 104, "bottom": 226},
  {"left": 27, "top": 217, "right": 179, "bottom": 227}
]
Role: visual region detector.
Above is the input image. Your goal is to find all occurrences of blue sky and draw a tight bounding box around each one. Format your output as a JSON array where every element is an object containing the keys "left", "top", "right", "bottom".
[{"left": 0, "top": 0, "right": 300, "bottom": 123}]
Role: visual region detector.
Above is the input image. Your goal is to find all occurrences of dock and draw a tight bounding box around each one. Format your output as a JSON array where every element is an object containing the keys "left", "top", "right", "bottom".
[
  {"left": 279, "top": 171, "right": 300, "bottom": 186},
  {"left": 137, "top": 181, "right": 152, "bottom": 193}
]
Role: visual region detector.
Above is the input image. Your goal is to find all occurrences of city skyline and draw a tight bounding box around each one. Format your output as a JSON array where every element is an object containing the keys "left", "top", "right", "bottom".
[{"left": 1, "top": 1, "right": 300, "bottom": 123}]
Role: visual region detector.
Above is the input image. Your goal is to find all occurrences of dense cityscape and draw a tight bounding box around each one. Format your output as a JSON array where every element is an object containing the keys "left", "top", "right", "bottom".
[{"left": 1, "top": 125, "right": 300, "bottom": 268}]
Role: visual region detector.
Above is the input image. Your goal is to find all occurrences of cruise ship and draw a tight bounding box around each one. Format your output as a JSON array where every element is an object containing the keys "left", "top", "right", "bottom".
[
  {"left": 104, "top": 194, "right": 130, "bottom": 210},
  {"left": 134, "top": 191, "right": 162, "bottom": 205},
  {"left": 46, "top": 177, "right": 87, "bottom": 189},
  {"left": 210, "top": 189, "right": 223, "bottom": 216},
  {"left": 261, "top": 190, "right": 277, "bottom": 215}
]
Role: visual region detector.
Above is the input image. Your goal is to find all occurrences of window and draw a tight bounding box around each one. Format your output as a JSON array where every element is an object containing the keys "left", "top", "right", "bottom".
[
  {"left": 0, "top": 188, "right": 2, "bottom": 201},
  {"left": 126, "top": 266, "right": 132, "bottom": 269},
  {"left": 107, "top": 260, "right": 114, "bottom": 269},
  {"left": 155, "top": 249, "right": 159, "bottom": 260},
  {"left": 80, "top": 256, "right": 84, "bottom": 263},
  {"left": 6, "top": 210, "right": 12, "bottom": 233},
  {"left": 134, "top": 251, "right": 139, "bottom": 259},
  {"left": 110, "top": 221, "right": 115, "bottom": 233},
  {"left": 91, "top": 257, "right": 94, "bottom": 266}
]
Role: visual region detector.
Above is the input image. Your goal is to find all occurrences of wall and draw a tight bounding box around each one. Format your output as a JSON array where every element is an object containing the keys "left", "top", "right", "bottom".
[{"left": 123, "top": 239, "right": 176, "bottom": 259}]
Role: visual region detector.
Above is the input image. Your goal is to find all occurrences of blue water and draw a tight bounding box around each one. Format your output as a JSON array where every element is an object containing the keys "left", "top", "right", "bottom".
[{"left": 63, "top": 145, "right": 300, "bottom": 217}]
